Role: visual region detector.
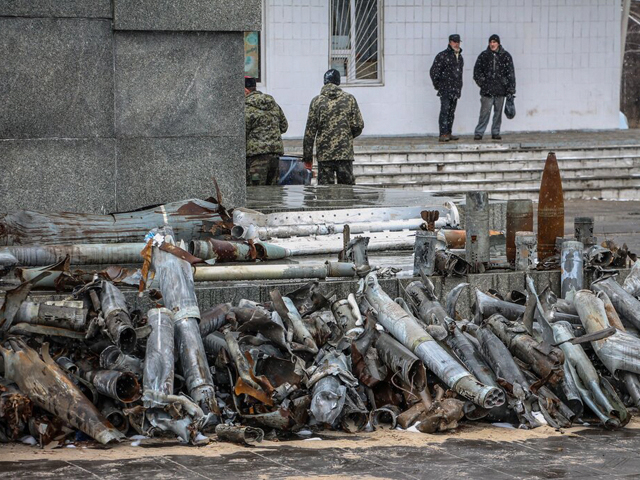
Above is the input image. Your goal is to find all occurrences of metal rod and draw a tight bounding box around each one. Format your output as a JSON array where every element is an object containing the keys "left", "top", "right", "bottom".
[{"left": 193, "top": 262, "right": 356, "bottom": 282}]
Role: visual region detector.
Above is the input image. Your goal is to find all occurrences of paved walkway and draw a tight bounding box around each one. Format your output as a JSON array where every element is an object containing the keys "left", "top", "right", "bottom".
[{"left": 284, "top": 129, "right": 640, "bottom": 153}]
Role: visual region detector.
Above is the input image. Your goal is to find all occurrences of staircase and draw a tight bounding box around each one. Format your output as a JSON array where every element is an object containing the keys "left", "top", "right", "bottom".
[{"left": 352, "top": 145, "right": 640, "bottom": 201}]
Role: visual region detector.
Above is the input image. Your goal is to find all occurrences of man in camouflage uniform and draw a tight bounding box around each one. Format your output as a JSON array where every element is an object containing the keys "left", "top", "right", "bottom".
[
  {"left": 245, "top": 76, "right": 288, "bottom": 186},
  {"left": 303, "top": 69, "right": 364, "bottom": 185}
]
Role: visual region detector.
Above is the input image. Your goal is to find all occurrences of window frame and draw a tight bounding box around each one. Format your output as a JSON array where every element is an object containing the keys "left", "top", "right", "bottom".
[{"left": 328, "top": 0, "right": 385, "bottom": 87}]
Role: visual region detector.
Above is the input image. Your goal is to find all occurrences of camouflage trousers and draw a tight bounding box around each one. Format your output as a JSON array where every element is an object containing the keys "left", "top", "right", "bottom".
[
  {"left": 317, "top": 160, "right": 355, "bottom": 185},
  {"left": 246, "top": 154, "right": 279, "bottom": 186}
]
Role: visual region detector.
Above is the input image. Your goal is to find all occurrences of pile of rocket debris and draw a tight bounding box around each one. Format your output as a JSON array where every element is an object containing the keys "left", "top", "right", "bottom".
[{"left": 1, "top": 152, "right": 640, "bottom": 448}]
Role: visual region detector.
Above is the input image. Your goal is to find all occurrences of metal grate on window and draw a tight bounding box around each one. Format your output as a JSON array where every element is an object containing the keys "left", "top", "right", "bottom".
[{"left": 330, "top": 0, "right": 382, "bottom": 85}]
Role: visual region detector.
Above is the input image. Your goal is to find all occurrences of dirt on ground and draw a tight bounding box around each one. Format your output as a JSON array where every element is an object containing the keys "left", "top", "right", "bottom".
[{"left": 3, "top": 417, "right": 639, "bottom": 463}]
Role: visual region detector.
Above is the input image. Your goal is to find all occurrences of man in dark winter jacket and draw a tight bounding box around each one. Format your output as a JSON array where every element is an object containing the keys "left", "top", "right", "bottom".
[
  {"left": 473, "top": 34, "right": 516, "bottom": 140},
  {"left": 303, "top": 69, "right": 364, "bottom": 185},
  {"left": 245, "top": 76, "right": 288, "bottom": 185},
  {"left": 430, "top": 34, "right": 464, "bottom": 142}
]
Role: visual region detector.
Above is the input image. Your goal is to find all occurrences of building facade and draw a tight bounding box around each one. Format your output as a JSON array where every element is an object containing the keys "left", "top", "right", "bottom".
[{"left": 251, "top": 0, "right": 622, "bottom": 138}]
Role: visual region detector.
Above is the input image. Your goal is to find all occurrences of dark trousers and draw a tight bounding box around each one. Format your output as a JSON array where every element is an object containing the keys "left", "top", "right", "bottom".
[
  {"left": 318, "top": 160, "right": 355, "bottom": 185},
  {"left": 474, "top": 95, "right": 506, "bottom": 136},
  {"left": 438, "top": 95, "right": 458, "bottom": 136},
  {"left": 246, "top": 154, "right": 279, "bottom": 186}
]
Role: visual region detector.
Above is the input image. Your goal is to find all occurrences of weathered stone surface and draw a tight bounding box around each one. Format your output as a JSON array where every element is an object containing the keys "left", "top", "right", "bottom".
[
  {"left": 0, "top": 139, "right": 116, "bottom": 214},
  {"left": 0, "top": 0, "right": 111, "bottom": 18},
  {"left": 113, "top": 0, "right": 261, "bottom": 32},
  {"left": 0, "top": 18, "right": 114, "bottom": 139},
  {"left": 115, "top": 137, "right": 245, "bottom": 212},
  {"left": 114, "top": 32, "right": 244, "bottom": 138}
]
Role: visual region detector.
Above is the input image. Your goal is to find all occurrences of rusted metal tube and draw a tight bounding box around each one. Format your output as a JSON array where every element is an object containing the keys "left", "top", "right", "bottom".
[
  {"left": 199, "top": 303, "right": 232, "bottom": 337},
  {"left": 592, "top": 276, "right": 640, "bottom": 330},
  {"left": 484, "top": 314, "right": 564, "bottom": 385},
  {"left": 14, "top": 301, "right": 87, "bottom": 332},
  {"left": 0, "top": 339, "right": 124, "bottom": 444},
  {"left": 0, "top": 198, "right": 222, "bottom": 246},
  {"left": 101, "top": 399, "right": 130, "bottom": 434},
  {"left": 150, "top": 227, "right": 218, "bottom": 415},
  {"left": 375, "top": 332, "right": 427, "bottom": 391},
  {"left": 85, "top": 370, "right": 141, "bottom": 403},
  {"left": 215, "top": 424, "right": 264, "bottom": 445},
  {"left": 309, "top": 350, "right": 358, "bottom": 425},
  {"left": 465, "top": 192, "right": 491, "bottom": 271},
  {"left": 584, "top": 245, "right": 613, "bottom": 268},
  {"left": 363, "top": 273, "right": 505, "bottom": 409},
  {"left": 474, "top": 289, "right": 580, "bottom": 324},
  {"left": 254, "top": 242, "right": 292, "bottom": 261},
  {"left": 439, "top": 229, "right": 504, "bottom": 250},
  {"left": 0, "top": 243, "right": 145, "bottom": 266},
  {"left": 574, "top": 216, "right": 596, "bottom": 247},
  {"left": 434, "top": 250, "right": 469, "bottom": 277},
  {"left": 100, "top": 281, "right": 137, "bottom": 354},
  {"left": 100, "top": 345, "right": 143, "bottom": 376},
  {"left": 537, "top": 152, "right": 565, "bottom": 261},
  {"left": 506, "top": 200, "right": 534, "bottom": 264},
  {"left": 192, "top": 262, "right": 356, "bottom": 282},
  {"left": 189, "top": 239, "right": 256, "bottom": 262}
]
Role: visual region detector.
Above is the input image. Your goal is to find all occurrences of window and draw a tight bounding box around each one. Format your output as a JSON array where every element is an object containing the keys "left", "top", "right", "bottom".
[
  {"left": 244, "top": 31, "right": 261, "bottom": 83},
  {"left": 330, "top": 0, "right": 383, "bottom": 85}
]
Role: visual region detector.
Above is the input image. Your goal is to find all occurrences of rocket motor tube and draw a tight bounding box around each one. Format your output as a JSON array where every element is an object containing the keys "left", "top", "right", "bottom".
[{"left": 506, "top": 200, "right": 534, "bottom": 264}]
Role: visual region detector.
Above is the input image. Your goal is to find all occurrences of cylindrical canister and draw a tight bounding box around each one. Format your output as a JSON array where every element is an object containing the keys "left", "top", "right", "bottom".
[
  {"left": 506, "top": 200, "right": 533, "bottom": 264},
  {"left": 561, "top": 240, "right": 584, "bottom": 299},
  {"left": 574, "top": 217, "right": 596, "bottom": 247},
  {"left": 515, "top": 231, "right": 537, "bottom": 271},
  {"left": 413, "top": 230, "right": 438, "bottom": 276},
  {"left": 465, "top": 192, "right": 490, "bottom": 271}
]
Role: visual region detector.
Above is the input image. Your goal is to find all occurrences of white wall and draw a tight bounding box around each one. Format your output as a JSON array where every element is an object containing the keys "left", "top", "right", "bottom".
[{"left": 262, "top": 0, "right": 621, "bottom": 138}]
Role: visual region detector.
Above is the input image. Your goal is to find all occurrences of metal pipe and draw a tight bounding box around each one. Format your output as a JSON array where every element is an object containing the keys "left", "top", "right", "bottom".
[
  {"left": 592, "top": 276, "right": 640, "bottom": 330},
  {"left": 515, "top": 231, "right": 537, "bottom": 271},
  {"left": 623, "top": 260, "right": 640, "bottom": 297},
  {"left": 584, "top": 245, "right": 613, "bottom": 268},
  {"left": 150, "top": 227, "right": 218, "bottom": 415},
  {"left": 561, "top": 241, "right": 584, "bottom": 299},
  {"left": 434, "top": 250, "right": 469, "bottom": 277},
  {"left": 14, "top": 301, "right": 87, "bottom": 332},
  {"left": 100, "top": 281, "right": 137, "bottom": 354},
  {"left": 309, "top": 350, "right": 358, "bottom": 425},
  {"left": 465, "top": 192, "right": 490, "bottom": 272},
  {"left": 0, "top": 243, "right": 145, "bottom": 266},
  {"left": 84, "top": 370, "right": 141, "bottom": 403},
  {"left": 413, "top": 231, "right": 437, "bottom": 276},
  {"left": 100, "top": 345, "right": 143, "bottom": 376},
  {"left": 552, "top": 321, "right": 628, "bottom": 429},
  {"left": 0, "top": 339, "right": 124, "bottom": 444},
  {"left": 574, "top": 290, "right": 640, "bottom": 377},
  {"left": 193, "top": 262, "right": 356, "bottom": 282},
  {"left": 375, "top": 332, "right": 427, "bottom": 391},
  {"left": 506, "top": 200, "right": 534, "bottom": 263},
  {"left": 142, "top": 308, "right": 175, "bottom": 408},
  {"left": 215, "top": 424, "right": 264, "bottom": 445},
  {"left": 189, "top": 239, "right": 257, "bottom": 262},
  {"left": 101, "top": 400, "right": 130, "bottom": 434},
  {"left": 0, "top": 198, "right": 222, "bottom": 246},
  {"left": 574, "top": 217, "right": 596, "bottom": 247},
  {"left": 484, "top": 314, "right": 564, "bottom": 386},
  {"left": 363, "top": 273, "right": 505, "bottom": 409}
]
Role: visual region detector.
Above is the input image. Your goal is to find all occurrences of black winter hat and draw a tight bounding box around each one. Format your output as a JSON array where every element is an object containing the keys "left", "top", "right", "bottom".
[
  {"left": 489, "top": 34, "right": 501, "bottom": 44},
  {"left": 324, "top": 69, "right": 341, "bottom": 86},
  {"left": 449, "top": 34, "right": 461, "bottom": 43},
  {"left": 245, "top": 76, "right": 257, "bottom": 89}
]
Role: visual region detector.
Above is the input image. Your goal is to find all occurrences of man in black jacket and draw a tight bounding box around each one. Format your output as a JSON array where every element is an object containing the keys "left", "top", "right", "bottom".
[
  {"left": 473, "top": 34, "right": 516, "bottom": 140},
  {"left": 430, "top": 34, "right": 463, "bottom": 142}
]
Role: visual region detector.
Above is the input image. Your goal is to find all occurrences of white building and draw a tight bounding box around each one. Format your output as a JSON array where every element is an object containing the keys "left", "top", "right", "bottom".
[{"left": 248, "top": 0, "right": 623, "bottom": 138}]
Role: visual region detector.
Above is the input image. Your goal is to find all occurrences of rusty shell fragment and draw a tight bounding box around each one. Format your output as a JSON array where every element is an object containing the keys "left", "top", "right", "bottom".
[{"left": 537, "top": 152, "right": 564, "bottom": 261}]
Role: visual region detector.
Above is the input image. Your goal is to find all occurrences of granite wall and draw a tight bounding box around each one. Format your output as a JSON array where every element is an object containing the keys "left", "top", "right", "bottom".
[{"left": 0, "top": 0, "right": 260, "bottom": 214}]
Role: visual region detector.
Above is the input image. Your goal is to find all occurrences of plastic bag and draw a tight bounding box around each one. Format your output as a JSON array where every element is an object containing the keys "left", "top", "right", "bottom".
[{"left": 504, "top": 95, "right": 516, "bottom": 119}]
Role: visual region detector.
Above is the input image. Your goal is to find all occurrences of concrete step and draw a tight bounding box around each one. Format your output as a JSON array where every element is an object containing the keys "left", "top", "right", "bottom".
[
  {"left": 354, "top": 161, "right": 640, "bottom": 183},
  {"left": 358, "top": 174, "right": 640, "bottom": 201},
  {"left": 352, "top": 145, "right": 640, "bottom": 157},
  {"left": 354, "top": 156, "right": 640, "bottom": 174},
  {"left": 355, "top": 166, "right": 640, "bottom": 183}
]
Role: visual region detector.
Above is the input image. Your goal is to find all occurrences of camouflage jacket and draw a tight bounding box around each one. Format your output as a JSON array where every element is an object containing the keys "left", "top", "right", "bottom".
[
  {"left": 245, "top": 91, "right": 288, "bottom": 157},
  {"left": 303, "top": 83, "right": 364, "bottom": 163}
]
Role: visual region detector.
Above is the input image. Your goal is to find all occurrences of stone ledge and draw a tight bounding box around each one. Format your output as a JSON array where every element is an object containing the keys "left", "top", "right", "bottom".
[
  {"left": 0, "top": 0, "right": 111, "bottom": 18},
  {"left": 113, "top": 0, "right": 261, "bottom": 32}
]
